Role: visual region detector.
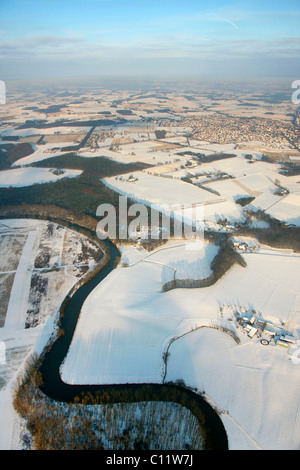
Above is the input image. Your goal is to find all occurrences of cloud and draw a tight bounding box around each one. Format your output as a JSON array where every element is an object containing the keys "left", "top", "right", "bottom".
[
  {"left": 21, "top": 35, "right": 86, "bottom": 48},
  {"left": 1, "top": 31, "right": 299, "bottom": 82},
  {"left": 1, "top": 33, "right": 300, "bottom": 59},
  {"left": 0, "top": 34, "right": 86, "bottom": 59},
  {"left": 213, "top": 14, "right": 239, "bottom": 30}
]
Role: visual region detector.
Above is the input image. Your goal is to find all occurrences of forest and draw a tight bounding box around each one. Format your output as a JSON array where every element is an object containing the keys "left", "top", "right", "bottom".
[
  {"left": 0, "top": 142, "right": 34, "bottom": 170},
  {"left": 17, "top": 118, "right": 128, "bottom": 129},
  {"left": 29, "top": 152, "right": 150, "bottom": 177},
  {"left": 240, "top": 209, "right": 300, "bottom": 252},
  {"left": 0, "top": 156, "right": 150, "bottom": 233}
]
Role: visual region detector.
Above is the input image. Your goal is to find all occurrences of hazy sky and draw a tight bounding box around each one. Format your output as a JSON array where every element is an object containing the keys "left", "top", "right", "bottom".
[{"left": 0, "top": 0, "right": 299, "bottom": 80}]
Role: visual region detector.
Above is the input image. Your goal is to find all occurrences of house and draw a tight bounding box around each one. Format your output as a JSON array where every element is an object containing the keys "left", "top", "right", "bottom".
[
  {"left": 127, "top": 175, "right": 138, "bottom": 182},
  {"left": 279, "top": 334, "right": 295, "bottom": 344},
  {"left": 243, "top": 324, "right": 258, "bottom": 339},
  {"left": 238, "top": 242, "right": 248, "bottom": 251},
  {"left": 233, "top": 239, "right": 248, "bottom": 251},
  {"left": 247, "top": 326, "right": 258, "bottom": 339},
  {"left": 242, "top": 313, "right": 256, "bottom": 324}
]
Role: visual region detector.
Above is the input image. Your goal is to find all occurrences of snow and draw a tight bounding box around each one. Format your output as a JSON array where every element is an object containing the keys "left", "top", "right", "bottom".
[
  {"left": 158, "top": 242, "right": 219, "bottom": 283},
  {"left": 104, "top": 172, "right": 214, "bottom": 208},
  {"left": 60, "top": 241, "right": 300, "bottom": 450},
  {"left": 0, "top": 167, "right": 82, "bottom": 187},
  {"left": 0, "top": 126, "right": 91, "bottom": 138},
  {"left": 206, "top": 179, "right": 251, "bottom": 202},
  {"left": 11, "top": 143, "right": 68, "bottom": 166},
  {"left": 0, "top": 219, "right": 105, "bottom": 450},
  {"left": 0, "top": 387, "right": 19, "bottom": 450},
  {"left": 166, "top": 328, "right": 300, "bottom": 450},
  {"left": 101, "top": 152, "right": 299, "bottom": 228},
  {"left": 103, "top": 172, "right": 245, "bottom": 226},
  {"left": 61, "top": 261, "right": 170, "bottom": 384},
  {"left": 265, "top": 192, "right": 300, "bottom": 227},
  {"left": 177, "top": 200, "right": 244, "bottom": 225},
  {"left": 4, "top": 231, "right": 36, "bottom": 330}
]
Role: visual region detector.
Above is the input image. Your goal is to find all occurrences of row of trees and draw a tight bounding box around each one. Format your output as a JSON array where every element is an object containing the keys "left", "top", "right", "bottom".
[
  {"left": 0, "top": 154, "right": 152, "bottom": 237},
  {"left": 162, "top": 239, "right": 247, "bottom": 292}
]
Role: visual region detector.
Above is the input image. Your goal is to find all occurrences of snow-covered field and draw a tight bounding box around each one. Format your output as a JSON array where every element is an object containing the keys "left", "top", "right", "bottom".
[
  {"left": 103, "top": 171, "right": 245, "bottom": 226},
  {"left": 104, "top": 172, "right": 215, "bottom": 207},
  {"left": 61, "top": 240, "right": 300, "bottom": 450},
  {"left": 166, "top": 327, "right": 299, "bottom": 450},
  {"left": 264, "top": 192, "right": 300, "bottom": 227},
  {"left": 0, "top": 219, "right": 104, "bottom": 450},
  {"left": 103, "top": 147, "right": 300, "bottom": 227},
  {"left": 11, "top": 143, "right": 69, "bottom": 167},
  {"left": 61, "top": 241, "right": 219, "bottom": 384},
  {"left": 0, "top": 167, "right": 82, "bottom": 187},
  {"left": 0, "top": 126, "right": 91, "bottom": 139}
]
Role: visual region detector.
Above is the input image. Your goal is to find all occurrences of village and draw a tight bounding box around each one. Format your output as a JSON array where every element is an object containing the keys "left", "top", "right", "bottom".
[{"left": 180, "top": 113, "right": 300, "bottom": 152}]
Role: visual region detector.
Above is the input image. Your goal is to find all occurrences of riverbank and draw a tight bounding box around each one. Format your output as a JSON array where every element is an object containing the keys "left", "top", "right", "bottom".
[{"left": 0, "top": 218, "right": 110, "bottom": 449}]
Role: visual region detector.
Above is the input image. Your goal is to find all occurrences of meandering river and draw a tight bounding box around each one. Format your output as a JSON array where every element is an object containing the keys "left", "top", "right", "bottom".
[{"left": 38, "top": 232, "right": 228, "bottom": 450}]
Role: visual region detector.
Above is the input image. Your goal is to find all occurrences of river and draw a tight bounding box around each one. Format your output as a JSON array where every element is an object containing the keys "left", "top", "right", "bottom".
[{"left": 38, "top": 231, "right": 228, "bottom": 450}]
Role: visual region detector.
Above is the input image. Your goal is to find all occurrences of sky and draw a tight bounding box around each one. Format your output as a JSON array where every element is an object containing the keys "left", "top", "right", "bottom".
[{"left": 0, "top": 0, "right": 299, "bottom": 81}]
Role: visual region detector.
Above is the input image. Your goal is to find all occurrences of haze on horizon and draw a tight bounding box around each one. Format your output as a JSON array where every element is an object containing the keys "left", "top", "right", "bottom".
[{"left": 0, "top": 0, "right": 299, "bottom": 82}]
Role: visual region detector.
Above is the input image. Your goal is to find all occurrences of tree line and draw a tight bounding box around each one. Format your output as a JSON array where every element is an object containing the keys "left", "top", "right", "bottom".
[{"left": 162, "top": 238, "right": 247, "bottom": 292}]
